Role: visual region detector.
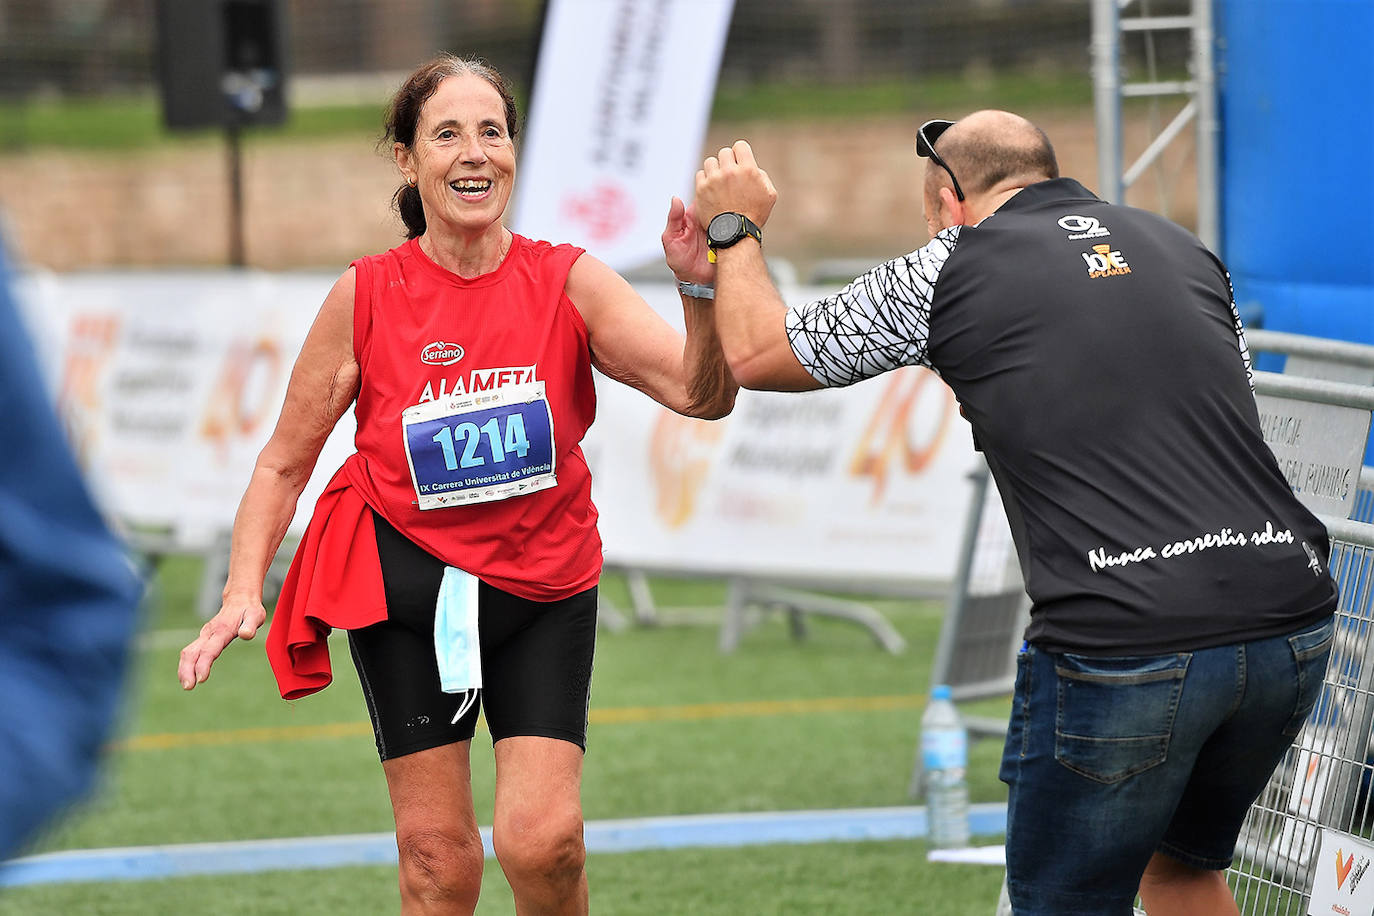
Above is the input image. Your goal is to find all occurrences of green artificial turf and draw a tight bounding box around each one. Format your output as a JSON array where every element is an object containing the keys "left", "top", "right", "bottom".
[{"left": 4, "top": 555, "right": 1013, "bottom": 914}]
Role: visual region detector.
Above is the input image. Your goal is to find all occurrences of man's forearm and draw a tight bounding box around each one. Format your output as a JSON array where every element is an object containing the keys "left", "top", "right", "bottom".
[{"left": 713, "top": 243, "right": 819, "bottom": 392}]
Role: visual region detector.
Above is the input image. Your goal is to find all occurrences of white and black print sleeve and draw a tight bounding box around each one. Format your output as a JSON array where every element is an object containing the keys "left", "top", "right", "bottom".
[
  {"left": 785, "top": 227, "right": 961, "bottom": 387},
  {"left": 1224, "top": 270, "right": 1254, "bottom": 391}
]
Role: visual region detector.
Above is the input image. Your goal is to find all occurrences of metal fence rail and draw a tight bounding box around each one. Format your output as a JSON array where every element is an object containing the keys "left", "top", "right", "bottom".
[
  {"left": 1247, "top": 328, "right": 1374, "bottom": 388},
  {"left": 1247, "top": 330, "right": 1374, "bottom": 372},
  {"left": 1253, "top": 371, "right": 1374, "bottom": 412}
]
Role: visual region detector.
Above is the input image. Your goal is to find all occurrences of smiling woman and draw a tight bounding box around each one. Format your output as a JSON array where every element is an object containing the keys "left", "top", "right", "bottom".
[
  {"left": 385, "top": 58, "right": 520, "bottom": 271},
  {"left": 174, "top": 53, "right": 738, "bottom": 916}
]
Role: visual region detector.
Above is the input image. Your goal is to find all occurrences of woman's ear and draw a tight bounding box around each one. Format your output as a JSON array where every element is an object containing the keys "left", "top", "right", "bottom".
[{"left": 394, "top": 142, "right": 415, "bottom": 186}]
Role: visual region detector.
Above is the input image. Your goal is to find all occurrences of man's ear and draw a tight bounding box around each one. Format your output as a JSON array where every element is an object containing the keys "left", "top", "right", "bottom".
[{"left": 938, "top": 186, "right": 965, "bottom": 226}]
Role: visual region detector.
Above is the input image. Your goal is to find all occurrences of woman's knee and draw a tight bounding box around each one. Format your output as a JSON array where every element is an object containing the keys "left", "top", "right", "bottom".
[
  {"left": 492, "top": 805, "right": 586, "bottom": 882},
  {"left": 396, "top": 825, "right": 485, "bottom": 906}
]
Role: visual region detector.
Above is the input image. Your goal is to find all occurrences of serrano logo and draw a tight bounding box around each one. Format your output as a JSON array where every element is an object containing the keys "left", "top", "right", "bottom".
[
  {"left": 421, "top": 341, "right": 465, "bottom": 366},
  {"left": 1082, "top": 244, "right": 1131, "bottom": 278}
]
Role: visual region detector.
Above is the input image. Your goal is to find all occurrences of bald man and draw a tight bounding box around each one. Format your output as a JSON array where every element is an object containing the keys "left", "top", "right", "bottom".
[{"left": 690, "top": 111, "right": 1337, "bottom": 915}]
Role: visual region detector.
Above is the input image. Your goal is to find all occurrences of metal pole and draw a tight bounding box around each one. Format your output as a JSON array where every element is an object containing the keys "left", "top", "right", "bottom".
[
  {"left": 226, "top": 120, "right": 245, "bottom": 267},
  {"left": 929, "top": 461, "right": 991, "bottom": 690},
  {"left": 1091, "top": 0, "right": 1124, "bottom": 203},
  {"left": 1192, "top": 0, "right": 1221, "bottom": 251}
]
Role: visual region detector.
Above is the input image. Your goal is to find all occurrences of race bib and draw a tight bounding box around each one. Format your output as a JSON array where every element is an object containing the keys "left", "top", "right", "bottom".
[{"left": 402, "top": 382, "right": 557, "bottom": 509}]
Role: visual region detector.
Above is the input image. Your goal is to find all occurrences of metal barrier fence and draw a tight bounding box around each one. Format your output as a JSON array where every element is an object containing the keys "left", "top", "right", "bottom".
[
  {"left": 1226, "top": 371, "right": 1374, "bottom": 913},
  {"left": 1229, "top": 516, "right": 1374, "bottom": 914},
  {"left": 926, "top": 460, "right": 1027, "bottom": 705},
  {"left": 910, "top": 458, "right": 1029, "bottom": 797},
  {"left": 1247, "top": 327, "right": 1374, "bottom": 522}
]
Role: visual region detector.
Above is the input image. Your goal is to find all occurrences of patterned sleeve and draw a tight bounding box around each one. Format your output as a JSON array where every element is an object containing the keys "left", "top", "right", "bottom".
[
  {"left": 785, "top": 227, "right": 961, "bottom": 387},
  {"left": 1223, "top": 269, "right": 1255, "bottom": 391}
]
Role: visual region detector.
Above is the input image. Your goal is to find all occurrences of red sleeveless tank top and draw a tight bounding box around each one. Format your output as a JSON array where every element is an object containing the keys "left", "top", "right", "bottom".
[{"left": 343, "top": 234, "right": 602, "bottom": 599}]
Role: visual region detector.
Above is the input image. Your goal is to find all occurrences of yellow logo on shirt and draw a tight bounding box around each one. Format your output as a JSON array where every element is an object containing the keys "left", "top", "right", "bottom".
[{"left": 1082, "top": 244, "right": 1132, "bottom": 278}]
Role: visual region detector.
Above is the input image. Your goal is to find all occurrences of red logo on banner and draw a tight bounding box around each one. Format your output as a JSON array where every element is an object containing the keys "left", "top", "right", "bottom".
[{"left": 561, "top": 182, "right": 634, "bottom": 243}]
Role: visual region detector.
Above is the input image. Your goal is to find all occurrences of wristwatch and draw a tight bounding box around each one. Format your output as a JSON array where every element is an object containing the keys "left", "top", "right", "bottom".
[{"left": 706, "top": 212, "right": 763, "bottom": 258}]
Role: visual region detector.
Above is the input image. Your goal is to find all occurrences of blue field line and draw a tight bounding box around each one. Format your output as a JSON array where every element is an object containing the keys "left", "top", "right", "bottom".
[{"left": 0, "top": 803, "right": 1008, "bottom": 887}]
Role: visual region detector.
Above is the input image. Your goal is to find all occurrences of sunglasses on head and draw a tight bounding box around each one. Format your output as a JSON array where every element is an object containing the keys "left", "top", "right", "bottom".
[{"left": 915, "top": 119, "right": 965, "bottom": 202}]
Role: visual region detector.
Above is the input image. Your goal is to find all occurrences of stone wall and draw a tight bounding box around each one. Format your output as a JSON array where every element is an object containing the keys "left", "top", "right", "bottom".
[{"left": 0, "top": 108, "right": 1198, "bottom": 275}]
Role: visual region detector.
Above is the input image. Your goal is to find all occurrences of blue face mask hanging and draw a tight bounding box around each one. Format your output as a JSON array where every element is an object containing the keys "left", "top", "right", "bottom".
[{"left": 435, "top": 566, "right": 482, "bottom": 723}]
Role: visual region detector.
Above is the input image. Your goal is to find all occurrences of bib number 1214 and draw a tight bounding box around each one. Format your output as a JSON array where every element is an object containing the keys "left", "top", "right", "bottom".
[
  {"left": 402, "top": 382, "right": 557, "bottom": 509},
  {"left": 432, "top": 414, "right": 531, "bottom": 470}
]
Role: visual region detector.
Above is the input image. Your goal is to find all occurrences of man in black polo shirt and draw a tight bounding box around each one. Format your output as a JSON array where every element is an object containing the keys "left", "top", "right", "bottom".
[{"left": 690, "top": 110, "right": 1338, "bottom": 915}]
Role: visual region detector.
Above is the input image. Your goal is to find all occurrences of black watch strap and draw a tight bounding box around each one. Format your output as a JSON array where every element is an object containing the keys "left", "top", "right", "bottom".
[{"left": 738, "top": 214, "right": 763, "bottom": 246}]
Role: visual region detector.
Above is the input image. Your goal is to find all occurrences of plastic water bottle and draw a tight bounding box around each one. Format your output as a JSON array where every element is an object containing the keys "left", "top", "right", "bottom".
[{"left": 921, "top": 684, "right": 970, "bottom": 849}]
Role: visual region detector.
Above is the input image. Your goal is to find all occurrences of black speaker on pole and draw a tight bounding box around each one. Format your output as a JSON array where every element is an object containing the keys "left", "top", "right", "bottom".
[{"left": 155, "top": 0, "right": 288, "bottom": 130}]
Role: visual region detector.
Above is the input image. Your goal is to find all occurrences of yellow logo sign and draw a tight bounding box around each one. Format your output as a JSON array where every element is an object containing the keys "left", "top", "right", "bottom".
[{"left": 1082, "top": 243, "right": 1131, "bottom": 278}]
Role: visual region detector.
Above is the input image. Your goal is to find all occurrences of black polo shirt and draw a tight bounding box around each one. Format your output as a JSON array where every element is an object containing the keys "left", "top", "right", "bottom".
[{"left": 787, "top": 178, "right": 1337, "bottom": 654}]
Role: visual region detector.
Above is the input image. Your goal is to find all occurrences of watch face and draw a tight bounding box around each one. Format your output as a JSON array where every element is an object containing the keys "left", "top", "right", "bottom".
[{"left": 708, "top": 212, "right": 744, "bottom": 246}]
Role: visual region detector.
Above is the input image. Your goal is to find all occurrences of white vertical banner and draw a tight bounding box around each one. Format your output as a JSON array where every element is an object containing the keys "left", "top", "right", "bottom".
[{"left": 511, "top": 0, "right": 735, "bottom": 271}]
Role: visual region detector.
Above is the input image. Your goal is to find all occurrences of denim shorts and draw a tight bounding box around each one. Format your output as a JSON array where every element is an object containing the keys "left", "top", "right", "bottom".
[{"left": 999, "top": 615, "right": 1334, "bottom": 916}]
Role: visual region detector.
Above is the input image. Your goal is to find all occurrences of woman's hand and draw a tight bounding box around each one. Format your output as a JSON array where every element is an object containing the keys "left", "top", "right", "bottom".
[
  {"left": 661, "top": 196, "right": 714, "bottom": 286},
  {"left": 177, "top": 594, "right": 267, "bottom": 690}
]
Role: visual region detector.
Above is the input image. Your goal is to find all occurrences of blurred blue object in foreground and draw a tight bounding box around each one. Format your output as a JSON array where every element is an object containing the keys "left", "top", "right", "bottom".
[{"left": 0, "top": 236, "right": 144, "bottom": 860}]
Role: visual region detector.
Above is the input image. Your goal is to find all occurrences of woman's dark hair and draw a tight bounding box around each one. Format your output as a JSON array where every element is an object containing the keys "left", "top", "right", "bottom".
[{"left": 383, "top": 55, "right": 520, "bottom": 239}]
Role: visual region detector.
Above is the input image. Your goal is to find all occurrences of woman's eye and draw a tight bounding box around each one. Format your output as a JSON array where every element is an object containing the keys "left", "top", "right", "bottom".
[
  {"left": 437, "top": 129, "right": 455, "bottom": 140},
  {"left": 483, "top": 128, "right": 501, "bottom": 139}
]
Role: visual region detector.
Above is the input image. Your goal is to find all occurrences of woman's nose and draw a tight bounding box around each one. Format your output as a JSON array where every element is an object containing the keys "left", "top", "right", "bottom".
[{"left": 459, "top": 134, "right": 487, "bottom": 164}]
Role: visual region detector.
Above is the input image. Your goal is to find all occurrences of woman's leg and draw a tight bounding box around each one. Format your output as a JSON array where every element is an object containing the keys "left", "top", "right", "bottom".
[
  {"left": 491, "top": 736, "right": 588, "bottom": 916},
  {"left": 383, "top": 740, "right": 485, "bottom": 916}
]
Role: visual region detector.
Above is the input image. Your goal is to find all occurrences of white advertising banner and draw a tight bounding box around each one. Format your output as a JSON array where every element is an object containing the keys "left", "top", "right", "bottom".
[
  {"left": 14, "top": 271, "right": 357, "bottom": 548},
  {"left": 13, "top": 273, "right": 978, "bottom": 588},
  {"left": 511, "top": 0, "right": 736, "bottom": 272}
]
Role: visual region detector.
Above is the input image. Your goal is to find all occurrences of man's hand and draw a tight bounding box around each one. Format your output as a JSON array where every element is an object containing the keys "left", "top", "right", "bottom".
[
  {"left": 694, "top": 140, "right": 777, "bottom": 231},
  {"left": 177, "top": 595, "right": 267, "bottom": 690},
  {"left": 661, "top": 196, "right": 714, "bottom": 286}
]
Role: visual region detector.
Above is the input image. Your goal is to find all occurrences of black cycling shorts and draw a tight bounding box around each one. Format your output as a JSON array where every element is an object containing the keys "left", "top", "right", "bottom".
[{"left": 346, "top": 513, "right": 598, "bottom": 761}]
